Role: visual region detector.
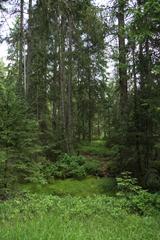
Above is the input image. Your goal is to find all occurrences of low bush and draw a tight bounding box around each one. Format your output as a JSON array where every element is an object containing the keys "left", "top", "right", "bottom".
[
  {"left": 84, "top": 159, "right": 101, "bottom": 175},
  {"left": 50, "top": 154, "right": 101, "bottom": 179},
  {"left": 1, "top": 198, "right": 160, "bottom": 240},
  {"left": 116, "top": 172, "right": 160, "bottom": 215},
  {"left": 0, "top": 187, "right": 160, "bottom": 240},
  {"left": 0, "top": 192, "right": 160, "bottom": 224}
]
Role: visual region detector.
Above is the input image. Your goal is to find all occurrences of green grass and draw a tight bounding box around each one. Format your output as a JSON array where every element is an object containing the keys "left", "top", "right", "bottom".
[
  {"left": 1, "top": 214, "right": 160, "bottom": 240},
  {"left": 18, "top": 177, "right": 117, "bottom": 196},
  {"left": 0, "top": 194, "right": 160, "bottom": 240},
  {"left": 78, "top": 140, "right": 112, "bottom": 156}
]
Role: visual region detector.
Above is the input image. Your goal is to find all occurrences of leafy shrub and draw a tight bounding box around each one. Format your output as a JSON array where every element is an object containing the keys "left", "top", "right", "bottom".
[
  {"left": 0, "top": 193, "right": 126, "bottom": 223},
  {"left": 84, "top": 159, "right": 101, "bottom": 175},
  {"left": 116, "top": 172, "right": 160, "bottom": 215},
  {"left": 1, "top": 192, "right": 160, "bottom": 225},
  {"left": 0, "top": 194, "right": 160, "bottom": 240},
  {"left": 53, "top": 154, "right": 86, "bottom": 178},
  {"left": 49, "top": 154, "right": 101, "bottom": 179}
]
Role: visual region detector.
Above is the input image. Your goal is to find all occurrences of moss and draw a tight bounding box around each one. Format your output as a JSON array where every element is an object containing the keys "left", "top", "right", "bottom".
[
  {"left": 18, "top": 177, "right": 116, "bottom": 197},
  {"left": 77, "top": 140, "right": 112, "bottom": 156}
]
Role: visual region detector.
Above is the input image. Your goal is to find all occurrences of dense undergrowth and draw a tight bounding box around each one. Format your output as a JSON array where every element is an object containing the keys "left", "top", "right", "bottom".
[
  {"left": 47, "top": 153, "right": 101, "bottom": 179},
  {"left": 0, "top": 141, "right": 160, "bottom": 239},
  {"left": 0, "top": 191, "right": 160, "bottom": 240},
  {"left": 0, "top": 172, "right": 160, "bottom": 239}
]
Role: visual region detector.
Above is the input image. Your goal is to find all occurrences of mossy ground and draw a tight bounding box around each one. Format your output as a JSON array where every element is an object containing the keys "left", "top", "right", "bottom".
[
  {"left": 77, "top": 140, "right": 111, "bottom": 156},
  {"left": 18, "top": 177, "right": 117, "bottom": 196}
]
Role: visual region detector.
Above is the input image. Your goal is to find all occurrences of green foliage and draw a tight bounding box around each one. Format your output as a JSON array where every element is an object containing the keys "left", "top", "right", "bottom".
[
  {"left": 0, "top": 193, "right": 160, "bottom": 239},
  {"left": 49, "top": 154, "right": 101, "bottom": 179},
  {"left": 116, "top": 172, "right": 141, "bottom": 195},
  {"left": 116, "top": 172, "right": 160, "bottom": 215},
  {"left": 18, "top": 177, "right": 116, "bottom": 197},
  {"left": 78, "top": 140, "right": 109, "bottom": 156},
  {"left": 0, "top": 75, "right": 44, "bottom": 195},
  {"left": 84, "top": 159, "right": 101, "bottom": 175},
  {"left": 52, "top": 154, "right": 86, "bottom": 178},
  {"left": 1, "top": 0, "right": 160, "bottom": 204}
]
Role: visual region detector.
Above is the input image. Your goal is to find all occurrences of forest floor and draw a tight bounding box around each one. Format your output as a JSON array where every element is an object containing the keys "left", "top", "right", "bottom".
[
  {"left": 0, "top": 183, "right": 160, "bottom": 240},
  {"left": 17, "top": 140, "right": 115, "bottom": 196},
  {"left": 78, "top": 140, "right": 111, "bottom": 176},
  {"left": 0, "top": 141, "right": 160, "bottom": 240},
  {"left": 18, "top": 177, "right": 116, "bottom": 196},
  {"left": 0, "top": 200, "right": 160, "bottom": 240}
]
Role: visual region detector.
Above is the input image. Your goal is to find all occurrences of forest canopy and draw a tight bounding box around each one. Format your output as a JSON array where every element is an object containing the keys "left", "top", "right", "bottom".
[{"left": 0, "top": 0, "right": 160, "bottom": 196}]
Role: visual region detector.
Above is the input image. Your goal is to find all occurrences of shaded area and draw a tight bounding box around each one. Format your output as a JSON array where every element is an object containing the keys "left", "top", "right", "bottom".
[{"left": 17, "top": 177, "right": 117, "bottom": 197}]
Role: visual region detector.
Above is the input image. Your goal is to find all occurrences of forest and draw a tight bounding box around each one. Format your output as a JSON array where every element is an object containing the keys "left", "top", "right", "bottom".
[{"left": 0, "top": 0, "right": 160, "bottom": 239}]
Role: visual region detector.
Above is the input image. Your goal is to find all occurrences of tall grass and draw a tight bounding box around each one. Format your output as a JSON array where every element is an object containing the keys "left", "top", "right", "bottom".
[
  {"left": 0, "top": 194, "right": 160, "bottom": 240},
  {"left": 0, "top": 208, "right": 160, "bottom": 240}
]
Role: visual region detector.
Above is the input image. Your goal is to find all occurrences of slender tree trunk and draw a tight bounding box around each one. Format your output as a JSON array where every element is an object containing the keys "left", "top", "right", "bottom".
[
  {"left": 117, "top": 0, "right": 128, "bottom": 163},
  {"left": 118, "top": 0, "right": 128, "bottom": 120},
  {"left": 26, "top": 0, "right": 32, "bottom": 97},
  {"left": 67, "top": 16, "right": 73, "bottom": 153},
  {"left": 87, "top": 40, "right": 92, "bottom": 142},
  {"left": 51, "top": 36, "right": 58, "bottom": 133},
  {"left": 59, "top": 14, "right": 69, "bottom": 152},
  {"left": 132, "top": 43, "right": 142, "bottom": 174},
  {"left": 18, "top": 0, "right": 24, "bottom": 94},
  {"left": 88, "top": 78, "right": 92, "bottom": 142},
  {"left": 137, "top": 0, "right": 153, "bottom": 173},
  {"left": 144, "top": 39, "right": 153, "bottom": 169}
]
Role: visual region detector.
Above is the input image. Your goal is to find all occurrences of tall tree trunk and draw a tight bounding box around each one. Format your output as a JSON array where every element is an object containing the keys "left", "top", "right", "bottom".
[
  {"left": 18, "top": 0, "right": 24, "bottom": 94},
  {"left": 88, "top": 72, "right": 92, "bottom": 142},
  {"left": 87, "top": 40, "right": 92, "bottom": 142},
  {"left": 137, "top": 0, "right": 153, "bottom": 174},
  {"left": 117, "top": 0, "right": 128, "bottom": 163},
  {"left": 144, "top": 39, "right": 153, "bottom": 169},
  {"left": 118, "top": 0, "right": 128, "bottom": 120},
  {"left": 59, "top": 14, "right": 69, "bottom": 152},
  {"left": 67, "top": 16, "right": 73, "bottom": 153},
  {"left": 132, "top": 43, "right": 142, "bottom": 174},
  {"left": 26, "top": 0, "right": 32, "bottom": 97}
]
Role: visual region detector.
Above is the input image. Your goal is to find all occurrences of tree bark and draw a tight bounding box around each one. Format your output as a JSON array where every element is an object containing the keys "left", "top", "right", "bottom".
[
  {"left": 26, "top": 0, "right": 32, "bottom": 97},
  {"left": 117, "top": 0, "right": 128, "bottom": 164},
  {"left": 18, "top": 0, "right": 24, "bottom": 94},
  {"left": 59, "top": 13, "right": 69, "bottom": 152},
  {"left": 67, "top": 16, "right": 73, "bottom": 153},
  {"left": 118, "top": 0, "right": 128, "bottom": 120}
]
